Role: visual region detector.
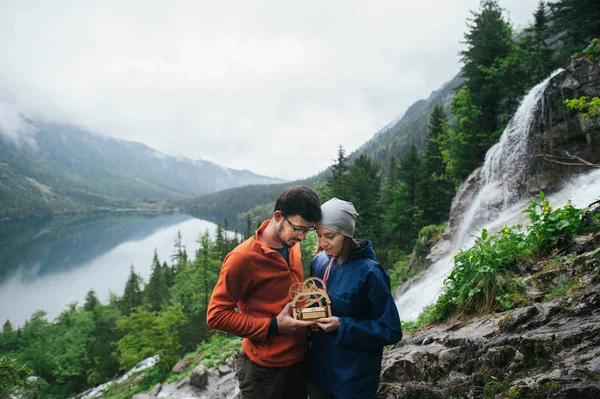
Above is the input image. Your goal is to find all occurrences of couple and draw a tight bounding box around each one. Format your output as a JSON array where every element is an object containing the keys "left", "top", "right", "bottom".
[{"left": 206, "top": 185, "right": 402, "bottom": 399}]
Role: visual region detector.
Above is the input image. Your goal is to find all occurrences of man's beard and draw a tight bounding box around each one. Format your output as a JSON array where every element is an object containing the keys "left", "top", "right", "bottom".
[{"left": 276, "top": 222, "right": 299, "bottom": 248}]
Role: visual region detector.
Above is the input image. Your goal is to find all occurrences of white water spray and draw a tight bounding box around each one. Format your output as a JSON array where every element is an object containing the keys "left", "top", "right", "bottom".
[{"left": 395, "top": 71, "right": 600, "bottom": 321}]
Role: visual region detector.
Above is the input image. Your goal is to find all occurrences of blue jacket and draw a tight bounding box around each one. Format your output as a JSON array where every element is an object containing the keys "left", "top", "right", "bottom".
[{"left": 307, "top": 241, "right": 402, "bottom": 399}]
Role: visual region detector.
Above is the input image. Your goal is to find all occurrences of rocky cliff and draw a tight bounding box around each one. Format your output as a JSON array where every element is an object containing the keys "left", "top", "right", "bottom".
[
  {"left": 434, "top": 56, "right": 600, "bottom": 263},
  {"left": 379, "top": 232, "right": 600, "bottom": 399}
]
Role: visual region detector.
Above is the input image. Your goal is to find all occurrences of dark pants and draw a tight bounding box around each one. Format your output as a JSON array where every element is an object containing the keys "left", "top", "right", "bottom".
[
  {"left": 307, "top": 380, "right": 338, "bottom": 399},
  {"left": 235, "top": 350, "right": 307, "bottom": 399}
]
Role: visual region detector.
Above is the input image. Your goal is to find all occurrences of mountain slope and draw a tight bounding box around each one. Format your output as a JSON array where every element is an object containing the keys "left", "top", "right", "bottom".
[
  {"left": 185, "top": 74, "right": 464, "bottom": 217},
  {"left": 348, "top": 73, "right": 464, "bottom": 173},
  {"left": 0, "top": 116, "right": 283, "bottom": 218}
]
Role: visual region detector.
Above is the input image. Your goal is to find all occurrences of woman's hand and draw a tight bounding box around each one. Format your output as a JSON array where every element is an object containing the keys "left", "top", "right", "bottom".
[{"left": 316, "top": 316, "right": 340, "bottom": 332}]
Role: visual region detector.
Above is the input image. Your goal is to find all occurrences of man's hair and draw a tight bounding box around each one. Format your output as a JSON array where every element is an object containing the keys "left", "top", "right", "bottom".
[{"left": 274, "top": 185, "right": 322, "bottom": 223}]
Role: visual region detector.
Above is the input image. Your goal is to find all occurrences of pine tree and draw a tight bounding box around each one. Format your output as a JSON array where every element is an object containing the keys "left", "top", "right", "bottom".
[
  {"left": 346, "top": 154, "right": 382, "bottom": 242},
  {"left": 461, "top": 0, "right": 516, "bottom": 145},
  {"left": 83, "top": 289, "right": 101, "bottom": 312},
  {"left": 244, "top": 214, "right": 253, "bottom": 239},
  {"left": 121, "top": 265, "right": 143, "bottom": 316},
  {"left": 327, "top": 145, "right": 350, "bottom": 199},
  {"left": 444, "top": 85, "right": 484, "bottom": 181},
  {"left": 417, "top": 105, "right": 456, "bottom": 225},
  {"left": 397, "top": 145, "right": 421, "bottom": 206},
  {"left": 144, "top": 250, "right": 170, "bottom": 312},
  {"left": 382, "top": 146, "right": 423, "bottom": 250},
  {"left": 171, "top": 230, "right": 186, "bottom": 272},
  {"left": 549, "top": 0, "right": 600, "bottom": 59},
  {"left": 517, "top": 1, "right": 556, "bottom": 89},
  {"left": 214, "top": 222, "right": 227, "bottom": 261}
]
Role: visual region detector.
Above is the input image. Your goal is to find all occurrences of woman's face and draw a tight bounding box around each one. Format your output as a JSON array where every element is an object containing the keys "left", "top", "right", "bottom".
[{"left": 316, "top": 227, "right": 345, "bottom": 257}]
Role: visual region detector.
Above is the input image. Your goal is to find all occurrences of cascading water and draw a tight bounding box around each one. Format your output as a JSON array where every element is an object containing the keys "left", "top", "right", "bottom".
[{"left": 395, "top": 70, "right": 600, "bottom": 321}]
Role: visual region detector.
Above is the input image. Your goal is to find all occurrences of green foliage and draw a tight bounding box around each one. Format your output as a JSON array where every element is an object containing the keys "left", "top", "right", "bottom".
[
  {"left": 120, "top": 265, "right": 144, "bottom": 317},
  {"left": 115, "top": 303, "right": 186, "bottom": 370},
  {"left": 564, "top": 96, "right": 600, "bottom": 118},
  {"left": 417, "top": 105, "right": 456, "bottom": 225},
  {"left": 0, "top": 356, "right": 32, "bottom": 397},
  {"left": 381, "top": 146, "right": 423, "bottom": 251},
  {"left": 549, "top": 1, "right": 600, "bottom": 59},
  {"left": 461, "top": 0, "right": 515, "bottom": 137},
  {"left": 523, "top": 192, "right": 588, "bottom": 253},
  {"left": 434, "top": 226, "right": 529, "bottom": 319},
  {"left": 482, "top": 375, "right": 504, "bottom": 398},
  {"left": 301, "top": 232, "right": 318, "bottom": 278},
  {"left": 143, "top": 251, "right": 171, "bottom": 312},
  {"left": 196, "top": 334, "right": 241, "bottom": 369},
  {"left": 443, "top": 85, "right": 485, "bottom": 182},
  {"left": 424, "top": 192, "right": 598, "bottom": 322},
  {"left": 388, "top": 223, "right": 447, "bottom": 291},
  {"left": 346, "top": 154, "right": 382, "bottom": 241},
  {"left": 327, "top": 145, "right": 351, "bottom": 200}
]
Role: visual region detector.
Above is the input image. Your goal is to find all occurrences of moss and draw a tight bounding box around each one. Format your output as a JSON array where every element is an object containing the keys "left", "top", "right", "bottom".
[{"left": 545, "top": 380, "right": 561, "bottom": 394}]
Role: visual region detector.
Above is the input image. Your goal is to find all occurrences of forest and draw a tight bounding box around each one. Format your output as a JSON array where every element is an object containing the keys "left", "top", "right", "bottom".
[{"left": 1, "top": 0, "right": 599, "bottom": 397}]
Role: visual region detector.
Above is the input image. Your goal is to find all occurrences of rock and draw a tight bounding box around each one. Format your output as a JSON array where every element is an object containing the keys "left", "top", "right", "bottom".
[
  {"left": 149, "top": 383, "right": 162, "bottom": 396},
  {"left": 189, "top": 364, "right": 209, "bottom": 390},
  {"left": 218, "top": 365, "right": 232, "bottom": 375},
  {"left": 380, "top": 242, "right": 600, "bottom": 398},
  {"left": 171, "top": 359, "right": 192, "bottom": 373}
]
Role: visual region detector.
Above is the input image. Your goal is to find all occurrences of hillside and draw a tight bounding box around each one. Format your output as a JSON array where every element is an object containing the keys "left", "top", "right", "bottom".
[
  {"left": 349, "top": 74, "right": 464, "bottom": 173},
  {"left": 184, "top": 74, "right": 464, "bottom": 218},
  {"left": 0, "top": 115, "right": 283, "bottom": 218}
]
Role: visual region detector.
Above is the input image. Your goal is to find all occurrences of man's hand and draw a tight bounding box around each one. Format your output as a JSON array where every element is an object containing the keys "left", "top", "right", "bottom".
[
  {"left": 276, "top": 302, "right": 317, "bottom": 334},
  {"left": 316, "top": 316, "right": 340, "bottom": 332}
]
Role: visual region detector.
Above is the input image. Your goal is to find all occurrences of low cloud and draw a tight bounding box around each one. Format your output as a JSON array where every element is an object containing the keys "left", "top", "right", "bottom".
[{"left": 0, "top": 0, "right": 538, "bottom": 180}]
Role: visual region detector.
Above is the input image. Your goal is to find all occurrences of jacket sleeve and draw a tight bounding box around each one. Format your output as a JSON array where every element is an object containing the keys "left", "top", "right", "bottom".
[
  {"left": 206, "top": 251, "right": 270, "bottom": 340},
  {"left": 335, "top": 266, "right": 402, "bottom": 350}
]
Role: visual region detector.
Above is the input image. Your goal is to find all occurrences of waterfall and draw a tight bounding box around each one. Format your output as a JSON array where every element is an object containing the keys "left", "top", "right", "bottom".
[{"left": 395, "top": 70, "right": 600, "bottom": 321}]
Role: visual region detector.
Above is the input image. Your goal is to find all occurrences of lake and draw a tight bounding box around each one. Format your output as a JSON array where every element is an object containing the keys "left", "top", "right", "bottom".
[{"left": 0, "top": 212, "right": 235, "bottom": 327}]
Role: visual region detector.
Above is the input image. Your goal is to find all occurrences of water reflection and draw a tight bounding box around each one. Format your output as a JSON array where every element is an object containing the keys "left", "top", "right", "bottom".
[{"left": 0, "top": 212, "right": 227, "bottom": 327}]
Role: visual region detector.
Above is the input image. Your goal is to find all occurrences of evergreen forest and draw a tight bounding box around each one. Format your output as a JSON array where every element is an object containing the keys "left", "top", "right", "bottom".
[{"left": 1, "top": 0, "right": 600, "bottom": 397}]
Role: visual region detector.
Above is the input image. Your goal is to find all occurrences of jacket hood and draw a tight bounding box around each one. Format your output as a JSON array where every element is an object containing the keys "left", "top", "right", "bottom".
[{"left": 347, "top": 240, "right": 376, "bottom": 262}]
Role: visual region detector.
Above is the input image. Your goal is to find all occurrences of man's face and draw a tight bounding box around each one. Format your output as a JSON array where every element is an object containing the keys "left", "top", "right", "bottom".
[{"left": 274, "top": 211, "right": 315, "bottom": 248}]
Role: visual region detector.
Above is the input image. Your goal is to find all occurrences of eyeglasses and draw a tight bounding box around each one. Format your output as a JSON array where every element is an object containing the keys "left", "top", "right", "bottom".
[{"left": 283, "top": 215, "right": 315, "bottom": 235}]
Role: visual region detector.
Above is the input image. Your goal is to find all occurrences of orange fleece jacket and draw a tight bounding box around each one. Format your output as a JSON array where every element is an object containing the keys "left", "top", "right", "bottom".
[{"left": 206, "top": 220, "right": 307, "bottom": 367}]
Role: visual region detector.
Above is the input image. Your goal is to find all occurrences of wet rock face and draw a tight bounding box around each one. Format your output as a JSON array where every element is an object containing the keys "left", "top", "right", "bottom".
[
  {"left": 529, "top": 57, "right": 600, "bottom": 192},
  {"left": 430, "top": 57, "right": 600, "bottom": 259},
  {"left": 379, "top": 239, "right": 600, "bottom": 398}
]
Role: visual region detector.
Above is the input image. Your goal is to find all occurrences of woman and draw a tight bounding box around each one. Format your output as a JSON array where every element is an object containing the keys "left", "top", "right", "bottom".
[{"left": 306, "top": 198, "right": 402, "bottom": 399}]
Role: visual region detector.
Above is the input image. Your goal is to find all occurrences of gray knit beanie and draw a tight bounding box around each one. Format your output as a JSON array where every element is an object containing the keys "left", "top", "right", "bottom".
[{"left": 318, "top": 198, "right": 359, "bottom": 238}]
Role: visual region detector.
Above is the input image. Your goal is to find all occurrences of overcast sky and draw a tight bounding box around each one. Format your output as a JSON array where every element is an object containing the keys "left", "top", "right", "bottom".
[{"left": 0, "top": 0, "right": 541, "bottom": 180}]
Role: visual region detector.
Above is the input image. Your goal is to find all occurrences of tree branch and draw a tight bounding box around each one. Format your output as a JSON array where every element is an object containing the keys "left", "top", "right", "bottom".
[{"left": 534, "top": 152, "right": 600, "bottom": 168}]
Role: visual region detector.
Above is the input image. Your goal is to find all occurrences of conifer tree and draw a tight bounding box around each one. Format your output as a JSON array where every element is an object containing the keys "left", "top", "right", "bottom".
[
  {"left": 382, "top": 146, "right": 423, "bottom": 250},
  {"left": 549, "top": 0, "right": 600, "bottom": 59},
  {"left": 144, "top": 250, "right": 170, "bottom": 312},
  {"left": 346, "top": 154, "right": 382, "bottom": 242},
  {"left": 83, "top": 289, "right": 100, "bottom": 312},
  {"left": 517, "top": 1, "right": 556, "bottom": 89},
  {"left": 121, "top": 265, "right": 143, "bottom": 316},
  {"left": 244, "top": 214, "right": 253, "bottom": 239},
  {"left": 460, "top": 0, "right": 516, "bottom": 150},
  {"left": 397, "top": 145, "right": 421, "bottom": 206},
  {"left": 327, "top": 145, "right": 350, "bottom": 199},
  {"left": 417, "top": 104, "right": 456, "bottom": 225},
  {"left": 171, "top": 230, "right": 186, "bottom": 272}
]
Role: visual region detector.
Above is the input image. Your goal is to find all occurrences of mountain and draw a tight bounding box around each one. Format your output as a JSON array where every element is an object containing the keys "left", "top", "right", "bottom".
[
  {"left": 185, "top": 74, "right": 465, "bottom": 217},
  {"left": 347, "top": 73, "right": 464, "bottom": 173},
  {"left": 0, "top": 114, "right": 284, "bottom": 218}
]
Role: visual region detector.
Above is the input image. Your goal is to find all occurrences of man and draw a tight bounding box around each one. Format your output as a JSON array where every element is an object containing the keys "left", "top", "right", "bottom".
[{"left": 207, "top": 185, "right": 322, "bottom": 399}]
